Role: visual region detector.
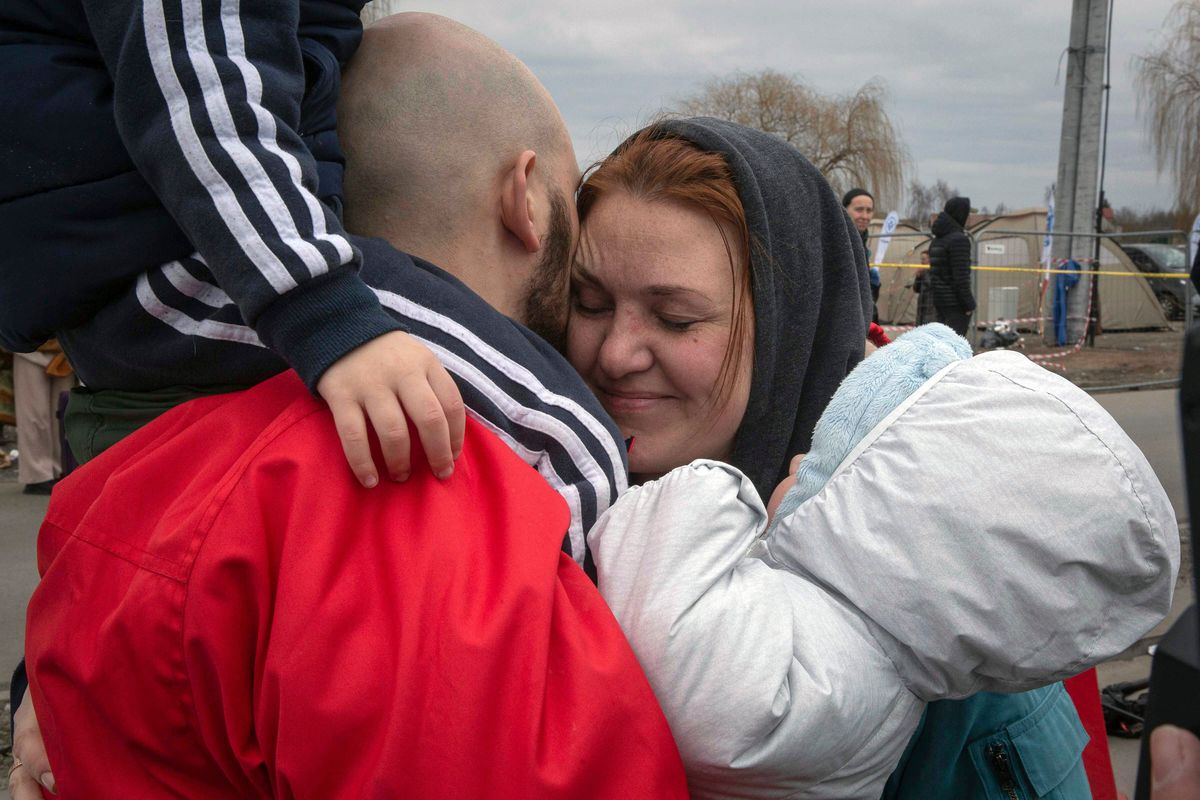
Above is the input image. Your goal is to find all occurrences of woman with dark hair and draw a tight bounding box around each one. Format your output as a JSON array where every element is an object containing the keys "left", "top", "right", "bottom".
[
  {"left": 567, "top": 119, "right": 1175, "bottom": 797},
  {"left": 570, "top": 123, "right": 868, "bottom": 498},
  {"left": 842, "top": 187, "right": 880, "bottom": 322}
]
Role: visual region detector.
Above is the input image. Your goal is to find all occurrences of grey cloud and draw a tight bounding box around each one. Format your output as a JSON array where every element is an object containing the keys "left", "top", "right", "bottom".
[{"left": 380, "top": 1, "right": 1179, "bottom": 212}]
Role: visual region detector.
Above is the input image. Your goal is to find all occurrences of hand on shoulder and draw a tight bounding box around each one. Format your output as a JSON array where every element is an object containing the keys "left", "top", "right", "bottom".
[{"left": 316, "top": 331, "right": 466, "bottom": 488}]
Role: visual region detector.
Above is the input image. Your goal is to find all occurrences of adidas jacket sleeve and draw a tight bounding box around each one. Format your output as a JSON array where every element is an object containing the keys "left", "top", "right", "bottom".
[{"left": 81, "top": 0, "right": 400, "bottom": 388}]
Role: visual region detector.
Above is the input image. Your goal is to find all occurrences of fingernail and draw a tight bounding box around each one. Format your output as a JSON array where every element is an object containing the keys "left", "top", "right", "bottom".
[
  {"left": 392, "top": 472, "right": 409, "bottom": 482},
  {"left": 1152, "top": 725, "right": 1188, "bottom": 784},
  {"left": 452, "top": 448, "right": 463, "bottom": 460},
  {"left": 437, "top": 466, "right": 454, "bottom": 480},
  {"left": 40, "top": 771, "right": 56, "bottom": 792},
  {"left": 363, "top": 475, "right": 378, "bottom": 488}
]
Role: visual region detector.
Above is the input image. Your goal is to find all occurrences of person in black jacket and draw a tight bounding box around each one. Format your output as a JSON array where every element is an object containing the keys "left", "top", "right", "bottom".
[{"left": 928, "top": 196, "right": 975, "bottom": 335}]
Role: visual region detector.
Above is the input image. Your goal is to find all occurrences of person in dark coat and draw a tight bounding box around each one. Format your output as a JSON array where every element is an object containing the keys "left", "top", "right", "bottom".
[{"left": 928, "top": 197, "right": 975, "bottom": 335}]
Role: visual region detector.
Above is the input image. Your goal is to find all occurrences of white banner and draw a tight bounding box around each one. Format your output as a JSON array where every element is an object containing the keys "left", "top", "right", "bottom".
[
  {"left": 1042, "top": 193, "right": 1055, "bottom": 275},
  {"left": 874, "top": 211, "right": 900, "bottom": 265}
]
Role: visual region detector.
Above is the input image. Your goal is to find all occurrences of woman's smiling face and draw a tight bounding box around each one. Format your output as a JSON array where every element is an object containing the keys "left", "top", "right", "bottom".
[{"left": 566, "top": 190, "right": 753, "bottom": 480}]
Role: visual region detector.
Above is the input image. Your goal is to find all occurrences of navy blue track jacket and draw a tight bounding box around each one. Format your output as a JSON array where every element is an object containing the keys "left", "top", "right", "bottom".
[{"left": 0, "top": 0, "right": 400, "bottom": 389}]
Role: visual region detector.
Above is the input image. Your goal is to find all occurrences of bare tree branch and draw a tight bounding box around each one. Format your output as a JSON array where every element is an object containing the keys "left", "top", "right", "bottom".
[
  {"left": 904, "top": 178, "right": 959, "bottom": 226},
  {"left": 678, "top": 70, "right": 909, "bottom": 210},
  {"left": 1133, "top": 0, "right": 1200, "bottom": 214}
]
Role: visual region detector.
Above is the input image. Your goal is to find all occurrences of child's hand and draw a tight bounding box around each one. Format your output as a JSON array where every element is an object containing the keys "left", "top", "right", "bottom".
[
  {"left": 317, "top": 331, "right": 465, "bottom": 488},
  {"left": 766, "top": 453, "right": 805, "bottom": 524}
]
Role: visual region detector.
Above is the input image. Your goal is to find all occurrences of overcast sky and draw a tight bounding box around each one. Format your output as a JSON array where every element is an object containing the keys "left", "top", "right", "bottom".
[{"left": 381, "top": 1, "right": 1179, "bottom": 212}]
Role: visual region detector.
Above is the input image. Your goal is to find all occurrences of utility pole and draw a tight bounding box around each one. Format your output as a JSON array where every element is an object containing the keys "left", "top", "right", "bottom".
[{"left": 1048, "top": 0, "right": 1109, "bottom": 345}]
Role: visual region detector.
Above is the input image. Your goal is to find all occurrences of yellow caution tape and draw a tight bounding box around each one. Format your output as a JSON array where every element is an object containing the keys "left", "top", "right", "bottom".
[{"left": 875, "top": 262, "right": 1190, "bottom": 279}]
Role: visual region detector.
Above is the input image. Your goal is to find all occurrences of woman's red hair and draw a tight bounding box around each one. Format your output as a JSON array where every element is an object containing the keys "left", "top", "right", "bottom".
[{"left": 577, "top": 127, "right": 754, "bottom": 405}]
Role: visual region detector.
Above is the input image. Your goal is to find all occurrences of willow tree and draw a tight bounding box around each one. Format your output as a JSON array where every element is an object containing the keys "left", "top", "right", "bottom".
[
  {"left": 679, "top": 70, "right": 909, "bottom": 210},
  {"left": 1133, "top": 0, "right": 1200, "bottom": 213}
]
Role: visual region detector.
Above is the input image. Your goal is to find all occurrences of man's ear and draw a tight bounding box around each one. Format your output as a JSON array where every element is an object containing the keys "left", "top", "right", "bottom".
[{"left": 500, "top": 149, "right": 542, "bottom": 254}]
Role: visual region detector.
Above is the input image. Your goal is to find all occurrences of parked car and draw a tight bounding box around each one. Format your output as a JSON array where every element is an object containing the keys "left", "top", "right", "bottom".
[{"left": 1122, "top": 243, "right": 1196, "bottom": 320}]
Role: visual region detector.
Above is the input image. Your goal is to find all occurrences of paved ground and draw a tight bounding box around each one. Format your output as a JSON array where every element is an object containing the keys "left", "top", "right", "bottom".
[
  {"left": 0, "top": 485, "right": 43, "bottom": 699},
  {"left": 0, "top": 433, "right": 46, "bottom": 800},
  {"left": 1096, "top": 389, "right": 1187, "bottom": 518},
  {"left": 1096, "top": 513, "right": 1193, "bottom": 796},
  {"left": 0, "top": 387, "right": 1194, "bottom": 796},
  {"left": 1092, "top": 390, "right": 1193, "bottom": 798},
  {"left": 1050, "top": 389, "right": 1195, "bottom": 796}
]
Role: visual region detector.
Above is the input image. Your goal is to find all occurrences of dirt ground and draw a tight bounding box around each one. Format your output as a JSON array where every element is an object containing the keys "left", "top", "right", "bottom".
[
  {"left": 871, "top": 323, "right": 1188, "bottom": 389},
  {"left": 879, "top": 323, "right": 1188, "bottom": 388},
  {"left": 1012, "top": 327, "right": 1186, "bottom": 389}
]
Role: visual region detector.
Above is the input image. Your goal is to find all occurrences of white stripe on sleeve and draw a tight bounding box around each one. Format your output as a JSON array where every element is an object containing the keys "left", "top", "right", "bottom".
[
  {"left": 142, "top": 0, "right": 298, "bottom": 294},
  {"left": 161, "top": 259, "right": 232, "bottom": 308},
  {"left": 218, "top": 0, "right": 354, "bottom": 264},
  {"left": 136, "top": 273, "right": 265, "bottom": 346},
  {"left": 373, "top": 288, "right": 627, "bottom": 503},
  {"left": 177, "top": 0, "right": 338, "bottom": 278}
]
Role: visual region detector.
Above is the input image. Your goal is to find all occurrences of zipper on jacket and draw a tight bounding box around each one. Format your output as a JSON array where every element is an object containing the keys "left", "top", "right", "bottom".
[{"left": 986, "top": 743, "right": 1021, "bottom": 800}]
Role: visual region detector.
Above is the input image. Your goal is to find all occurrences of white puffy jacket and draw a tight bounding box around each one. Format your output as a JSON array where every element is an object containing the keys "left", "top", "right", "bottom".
[{"left": 590, "top": 351, "right": 1179, "bottom": 799}]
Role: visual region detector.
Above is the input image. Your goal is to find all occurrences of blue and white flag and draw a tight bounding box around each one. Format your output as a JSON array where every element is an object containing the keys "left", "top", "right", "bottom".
[
  {"left": 873, "top": 211, "right": 900, "bottom": 265},
  {"left": 1042, "top": 193, "right": 1055, "bottom": 276}
]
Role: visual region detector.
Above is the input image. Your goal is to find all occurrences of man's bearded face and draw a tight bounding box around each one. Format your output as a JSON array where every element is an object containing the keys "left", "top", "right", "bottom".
[{"left": 521, "top": 189, "right": 573, "bottom": 351}]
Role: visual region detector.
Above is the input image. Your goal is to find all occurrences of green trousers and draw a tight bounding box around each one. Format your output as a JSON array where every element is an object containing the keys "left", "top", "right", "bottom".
[{"left": 64, "top": 384, "right": 247, "bottom": 463}]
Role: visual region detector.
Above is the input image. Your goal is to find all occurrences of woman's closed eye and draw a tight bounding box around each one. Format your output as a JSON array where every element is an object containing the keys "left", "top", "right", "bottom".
[
  {"left": 655, "top": 302, "right": 717, "bottom": 333},
  {"left": 571, "top": 292, "right": 611, "bottom": 316},
  {"left": 658, "top": 315, "right": 700, "bottom": 332}
]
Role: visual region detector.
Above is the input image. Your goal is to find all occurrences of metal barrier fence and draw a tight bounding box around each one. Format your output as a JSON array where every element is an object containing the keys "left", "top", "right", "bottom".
[{"left": 866, "top": 226, "right": 1191, "bottom": 386}]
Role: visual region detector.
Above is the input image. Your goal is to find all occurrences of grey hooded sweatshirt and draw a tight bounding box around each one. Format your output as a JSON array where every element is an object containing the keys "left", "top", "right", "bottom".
[{"left": 650, "top": 117, "right": 874, "bottom": 501}]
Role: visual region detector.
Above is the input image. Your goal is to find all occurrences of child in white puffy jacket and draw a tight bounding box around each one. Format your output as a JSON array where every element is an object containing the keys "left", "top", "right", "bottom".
[{"left": 590, "top": 325, "right": 1179, "bottom": 799}]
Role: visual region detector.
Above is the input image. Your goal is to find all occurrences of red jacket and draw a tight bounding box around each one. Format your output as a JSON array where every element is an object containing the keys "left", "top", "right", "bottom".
[{"left": 26, "top": 372, "right": 686, "bottom": 798}]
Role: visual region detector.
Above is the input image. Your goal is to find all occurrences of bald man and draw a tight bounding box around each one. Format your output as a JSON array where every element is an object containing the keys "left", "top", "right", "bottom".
[{"left": 15, "top": 14, "right": 687, "bottom": 799}]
